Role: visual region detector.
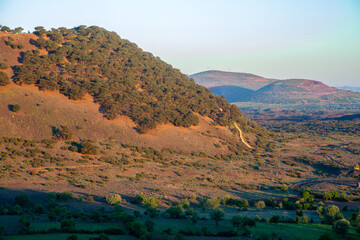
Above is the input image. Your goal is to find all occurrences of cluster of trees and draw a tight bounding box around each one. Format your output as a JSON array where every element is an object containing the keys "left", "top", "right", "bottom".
[
  {"left": 0, "top": 25, "right": 24, "bottom": 33},
  {"left": 10, "top": 25, "right": 266, "bottom": 138}
]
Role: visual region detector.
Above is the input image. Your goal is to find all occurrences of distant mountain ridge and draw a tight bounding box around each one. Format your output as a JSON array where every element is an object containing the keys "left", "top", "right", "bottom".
[{"left": 190, "top": 70, "right": 360, "bottom": 110}]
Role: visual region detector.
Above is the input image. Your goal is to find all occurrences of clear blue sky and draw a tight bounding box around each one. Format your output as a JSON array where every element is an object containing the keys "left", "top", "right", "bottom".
[{"left": 0, "top": 0, "right": 359, "bottom": 86}]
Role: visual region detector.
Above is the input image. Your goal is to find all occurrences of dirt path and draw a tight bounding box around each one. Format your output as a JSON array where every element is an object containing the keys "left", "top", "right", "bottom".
[{"left": 233, "top": 122, "right": 252, "bottom": 149}]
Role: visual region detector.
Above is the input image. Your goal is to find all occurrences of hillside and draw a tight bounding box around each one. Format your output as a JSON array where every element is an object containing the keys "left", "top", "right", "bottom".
[
  {"left": 0, "top": 26, "right": 268, "bottom": 139},
  {"left": 191, "top": 70, "right": 360, "bottom": 111}
]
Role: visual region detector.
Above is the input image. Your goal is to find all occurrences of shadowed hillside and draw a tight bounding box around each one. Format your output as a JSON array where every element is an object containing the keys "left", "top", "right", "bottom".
[{"left": 209, "top": 85, "right": 254, "bottom": 103}]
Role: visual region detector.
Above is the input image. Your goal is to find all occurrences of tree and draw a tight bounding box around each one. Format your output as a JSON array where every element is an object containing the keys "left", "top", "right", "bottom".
[
  {"left": 210, "top": 209, "right": 225, "bottom": 226},
  {"left": 255, "top": 201, "right": 265, "bottom": 210},
  {"left": 296, "top": 216, "right": 301, "bottom": 224},
  {"left": 333, "top": 219, "right": 350, "bottom": 235},
  {"left": 14, "top": 27, "right": 24, "bottom": 34},
  {"left": 317, "top": 205, "right": 343, "bottom": 225}
]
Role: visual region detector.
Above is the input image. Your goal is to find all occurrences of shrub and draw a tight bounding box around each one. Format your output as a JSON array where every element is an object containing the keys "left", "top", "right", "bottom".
[
  {"left": 0, "top": 62, "right": 9, "bottom": 69},
  {"left": 166, "top": 205, "right": 184, "bottom": 219},
  {"left": 78, "top": 140, "right": 98, "bottom": 155},
  {"left": 135, "top": 194, "right": 159, "bottom": 208},
  {"left": 106, "top": 193, "right": 122, "bottom": 205},
  {"left": 53, "top": 126, "right": 73, "bottom": 140},
  {"left": 9, "top": 104, "right": 21, "bottom": 112},
  {"left": 281, "top": 184, "right": 288, "bottom": 192}
]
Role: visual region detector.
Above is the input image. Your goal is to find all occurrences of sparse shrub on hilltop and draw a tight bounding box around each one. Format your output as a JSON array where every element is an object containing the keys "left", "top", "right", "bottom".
[{"left": 11, "top": 25, "right": 268, "bottom": 139}]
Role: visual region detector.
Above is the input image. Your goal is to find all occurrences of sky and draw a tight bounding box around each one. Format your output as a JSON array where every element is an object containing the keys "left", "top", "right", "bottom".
[{"left": 0, "top": 0, "right": 359, "bottom": 86}]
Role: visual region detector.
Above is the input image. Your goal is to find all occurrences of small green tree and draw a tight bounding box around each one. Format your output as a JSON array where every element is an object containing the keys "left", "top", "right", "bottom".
[{"left": 210, "top": 209, "right": 225, "bottom": 226}]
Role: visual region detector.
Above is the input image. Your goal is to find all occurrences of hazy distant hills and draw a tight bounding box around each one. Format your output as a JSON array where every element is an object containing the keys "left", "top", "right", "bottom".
[
  {"left": 189, "top": 70, "right": 277, "bottom": 90},
  {"left": 190, "top": 71, "right": 360, "bottom": 111},
  {"left": 338, "top": 86, "right": 360, "bottom": 93}
]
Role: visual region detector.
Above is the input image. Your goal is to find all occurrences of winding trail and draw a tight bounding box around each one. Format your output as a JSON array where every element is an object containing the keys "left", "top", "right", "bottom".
[{"left": 233, "top": 122, "right": 252, "bottom": 149}]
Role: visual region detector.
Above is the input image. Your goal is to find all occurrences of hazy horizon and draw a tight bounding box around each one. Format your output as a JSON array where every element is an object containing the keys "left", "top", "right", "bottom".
[{"left": 0, "top": 0, "right": 359, "bottom": 87}]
